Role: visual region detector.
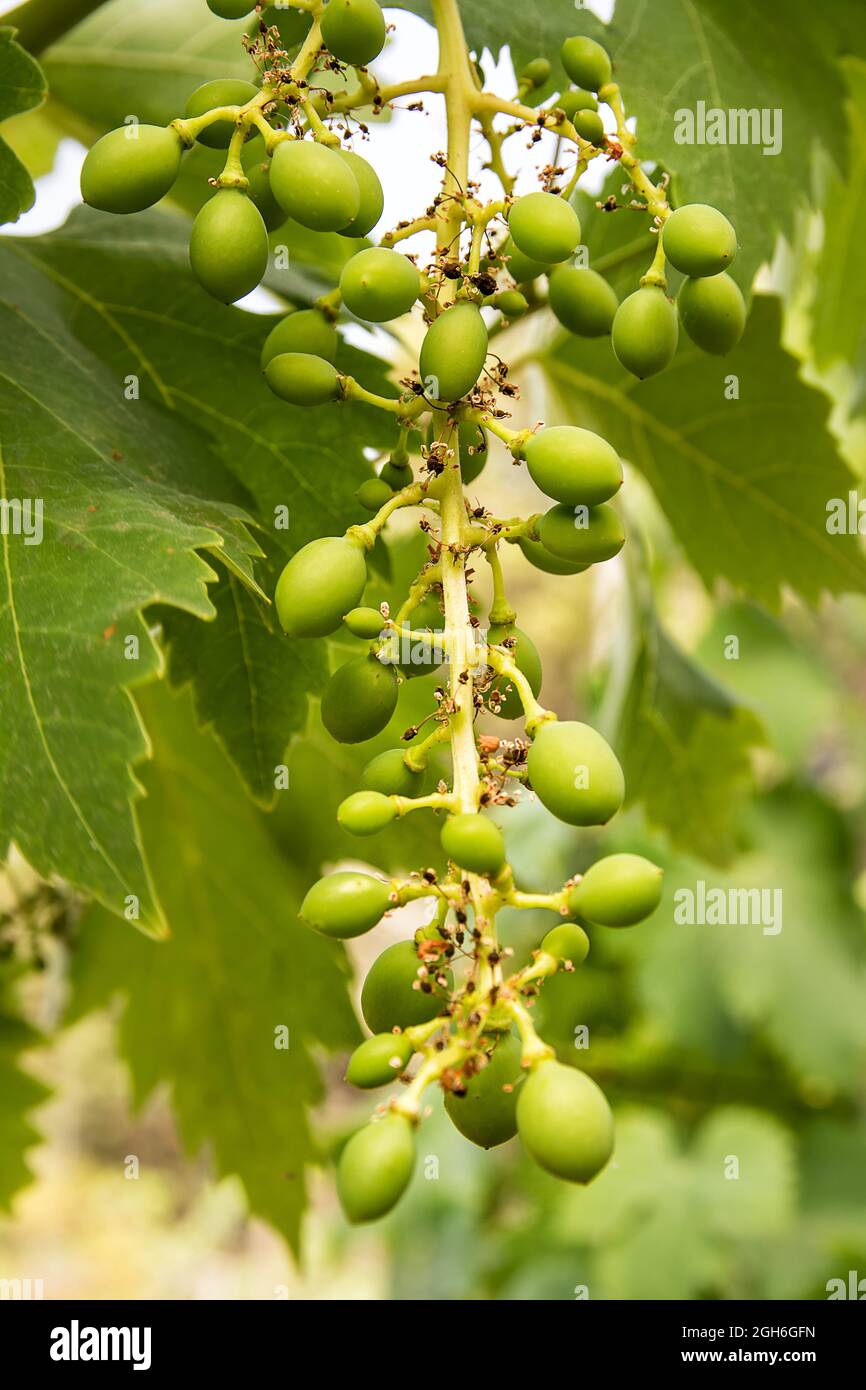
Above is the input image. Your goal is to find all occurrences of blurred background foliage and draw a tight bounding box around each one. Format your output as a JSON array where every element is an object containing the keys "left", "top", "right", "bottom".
[{"left": 0, "top": 0, "right": 865, "bottom": 1299}]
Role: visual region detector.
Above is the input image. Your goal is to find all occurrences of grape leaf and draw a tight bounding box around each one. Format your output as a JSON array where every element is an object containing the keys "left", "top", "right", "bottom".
[
  {"left": 0, "top": 26, "right": 47, "bottom": 225},
  {"left": 543, "top": 295, "right": 866, "bottom": 608},
  {"left": 66, "top": 681, "right": 359, "bottom": 1253},
  {"left": 0, "top": 988, "right": 49, "bottom": 1210},
  {"left": 0, "top": 232, "right": 263, "bottom": 931}
]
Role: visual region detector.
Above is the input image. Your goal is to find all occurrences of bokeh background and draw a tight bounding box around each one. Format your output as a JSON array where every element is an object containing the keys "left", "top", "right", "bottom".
[{"left": 1, "top": 0, "right": 865, "bottom": 1300}]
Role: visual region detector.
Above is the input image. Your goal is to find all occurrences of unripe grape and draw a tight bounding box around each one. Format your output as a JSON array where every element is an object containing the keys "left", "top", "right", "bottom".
[
  {"left": 419, "top": 301, "right": 488, "bottom": 401},
  {"left": 520, "top": 58, "right": 552, "bottom": 88},
  {"left": 339, "top": 246, "right": 420, "bottom": 322},
  {"left": 662, "top": 203, "right": 737, "bottom": 278},
  {"left": 678, "top": 272, "right": 746, "bottom": 355},
  {"left": 344, "top": 605, "right": 385, "bottom": 638},
  {"left": 361, "top": 748, "right": 424, "bottom": 797},
  {"left": 487, "top": 624, "right": 542, "bottom": 720},
  {"left": 541, "top": 922, "right": 590, "bottom": 965},
  {"left": 548, "top": 265, "right": 617, "bottom": 337},
  {"left": 321, "top": 655, "right": 399, "bottom": 743},
  {"left": 524, "top": 425, "right": 622, "bottom": 507},
  {"left": 503, "top": 237, "right": 550, "bottom": 284},
  {"left": 261, "top": 309, "right": 338, "bottom": 368},
  {"left": 244, "top": 155, "right": 286, "bottom": 230},
  {"left": 270, "top": 139, "right": 360, "bottom": 231},
  {"left": 300, "top": 870, "right": 391, "bottom": 938},
  {"left": 516, "top": 534, "right": 588, "bottom": 576},
  {"left": 265, "top": 352, "right": 341, "bottom": 405},
  {"left": 380, "top": 458, "right": 414, "bottom": 490},
  {"left": 356, "top": 477, "right": 393, "bottom": 511},
  {"left": 569, "top": 852, "right": 663, "bottom": 927},
  {"left": 538, "top": 502, "right": 625, "bottom": 565},
  {"left": 444, "top": 1032, "right": 523, "bottom": 1149},
  {"left": 572, "top": 109, "right": 605, "bottom": 144},
  {"left": 528, "top": 720, "right": 625, "bottom": 826},
  {"left": 612, "top": 286, "right": 679, "bottom": 379},
  {"left": 345, "top": 1033, "right": 414, "bottom": 1089},
  {"left": 337, "top": 789, "right": 396, "bottom": 835},
  {"left": 458, "top": 421, "right": 488, "bottom": 483},
  {"left": 184, "top": 78, "right": 259, "bottom": 149},
  {"left": 496, "top": 289, "right": 529, "bottom": 318},
  {"left": 337, "top": 1113, "right": 415, "bottom": 1223},
  {"left": 275, "top": 535, "right": 367, "bottom": 637},
  {"left": 517, "top": 1059, "right": 614, "bottom": 1182},
  {"left": 383, "top": 591, "right": 443, "bottom": 679},
  {"left": 561, "top": 35, "right": 612, "bottom": 92},
  {"left": 321, "top": 0, "right": 387, "bottom": 67},
  {"left": 509, "top": 191, "right": 581, "bottom": 266},
  {"left": 361, "top": 939, "right": 451, "bottom": 1033},
  {"left": 262, "top": 4, "right": 313, "bottom": 52},
  {"left": 207, "top": 0, "right": 254, "bottom": 16},
  {"left": 440, "top": 813, "right": 506, "bottom": 876},
  {"left": 557, "top": 87, "right": 599, "bottom": 118},
  {"left": 80, "top": 124, "right": 184, "bottom": 215},
  {"left": 337, "top": 149, "right": 384, "bottom": 236},
  {"left": 190, "top": 189, "right": 268, "bottom": 302}
]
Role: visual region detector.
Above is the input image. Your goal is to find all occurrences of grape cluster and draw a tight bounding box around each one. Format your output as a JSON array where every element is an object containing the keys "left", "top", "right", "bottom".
[{"left": 80, "top": 1, "right": 743, "bottom": 1224}]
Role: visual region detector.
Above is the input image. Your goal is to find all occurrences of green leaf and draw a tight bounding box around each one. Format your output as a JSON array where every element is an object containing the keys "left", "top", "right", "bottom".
[
  {"left": 0, "top": 990, "right": 49, "bottom": 1210},
  {"left": 67, "top": 681, "right": 359, "bottom": 1253},
  {"left": 617, "top": 619, "right": 764, "bottom": 866},
  {"left": 0, "top": 230, "right": 263, "bottom": 931},
  {"left": 811, "top": 61, "right": 866, "bottom": 381},
  {"left": 544, "top": 296, "right": 866, "bottom": 608},
  {"left": 0, "top": 26, "right": 48, "bottom": 224}
]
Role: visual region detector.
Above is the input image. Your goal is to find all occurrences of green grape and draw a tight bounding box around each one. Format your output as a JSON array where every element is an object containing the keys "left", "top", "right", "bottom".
[
  {"left": 300, "top": 870, "right": 391, "bottom": 939},
  {"left": 496, "top": 289, "right": 529, "bottom": 318},
  {"left": 260, "top": 5, "right": 313, "bottom": 51},
  {"left": 243, "top": 154, "right": 286, "bottom": 231},
  {"left": 548, "top": 265, "right": 617, "bottom": 337},
  {"left": 265, "top": 352, "right": 341, "bottom": 405},
  {"left": 419, "top": 301, "right": 488, "bottom": 401},
  {"left": 527, "top": 720, "right": 625, "bottom": 826},
  {"left": 457, "top": 420, "right": 489, "bottom": 483},
  {"left": 520, "top": 58, "right": 552, "bottom": 88},
  {"left": 260, "top": 309, "right": 338, "bottom": 368},
  {"left": 274, "top": 535, "right": 367, "bottom": 638},
  {"left": 337, "top": 149, "right": 385, "bottom": 237},
  {"left": 361, "top": 939, "right": 451, "bottom": 1033},
  {"left": 356, "top": 477, "right": 394, "bottom": 511},
  {"left": 444, "top": 1032, "right": 523, "bottom": 1149},
  {"left": 517, "top": 1059, "right": 614, "bottom": 1182},
  {"left": 502, "top": 237, "right": 550, "bottom": 284},
  {"left": 339, "top": 247, "right": 420, "bottom": 322},
  {"left": 678, "top": 272, "right": 746, "bottom": 355},
  {"left": 524, "top": 425, "right": 622, "bottom": 507},
  {"left": 612, "top": 286, "right": 679, "bottom": 379},
  {"left": 541, "top": 922, "right": 590, "bottom": 965},
  {"left": 662, "top": 203, "right": 737, "bottom": 278},
  {"left": 572, "top": 109, "right": 605, "bottom": 144},
  {"left": 338, "top": 1113, "right": 415, "bottom": 1223},
  {"left": 560, "top": 35, "right": 612, "bottom": 92},
  {"left": 538, "top": 502, "right": 625, "bottom": 565},
  {"left": 440, "top": 813, "right": 506, "bottom": 876},
  {"left": 509, "top": 191, "right": 581, "bottom": 266},
  {"left": 516, "top": 534, "right": 589, "bottom": 576},
  {"left": 337, "top": 789, "right": 396, "bottom": 835},
  {"left": 361, "top": 748, "right": 425, "bottom": 797},
  {"left": 184, "top": 78, "right": 259, "bottom": 149},
  {"left": 380, "top": 458, "right": 414, "bottom": 489},
  {"left": 321, "top": 0, "right": 387, "bottom": 67},
  {"left": 557, "top": 87, "right": 599, "bottom": 118},
  {"left": 345, "top": 1033, "right": 414, "bottom": 1089},
  {"left": 321, "top": 655, "right": 399, "bottom": 743},
  {"left": 270, "top": 139, "right": 360, "bottom": 231},
  {"left": 568, "top": 852, "right": 663, "bottom": 927},
  {"left": 207, "top": 0, "right": 254, "bottom": 16},
  {"left": 487, "top": 624, "right": 542, "bottom": 720},
  {"left": 381, "top": 590, "right": 443, "bottom": 679},
  {"left": 80, "top": 124, "right": 184, "bottom": 214},
  {"left": 344, "top": 605, "right": 386, "bottom": 639},
  {"left": 189, "top": 189, "right": 268, "bottom": 303}
]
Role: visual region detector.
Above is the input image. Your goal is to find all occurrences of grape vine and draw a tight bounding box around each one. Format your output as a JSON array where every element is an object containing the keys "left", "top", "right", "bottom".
[{"left": 80, "top": 0, "right": 743, "bottom": 1225}]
